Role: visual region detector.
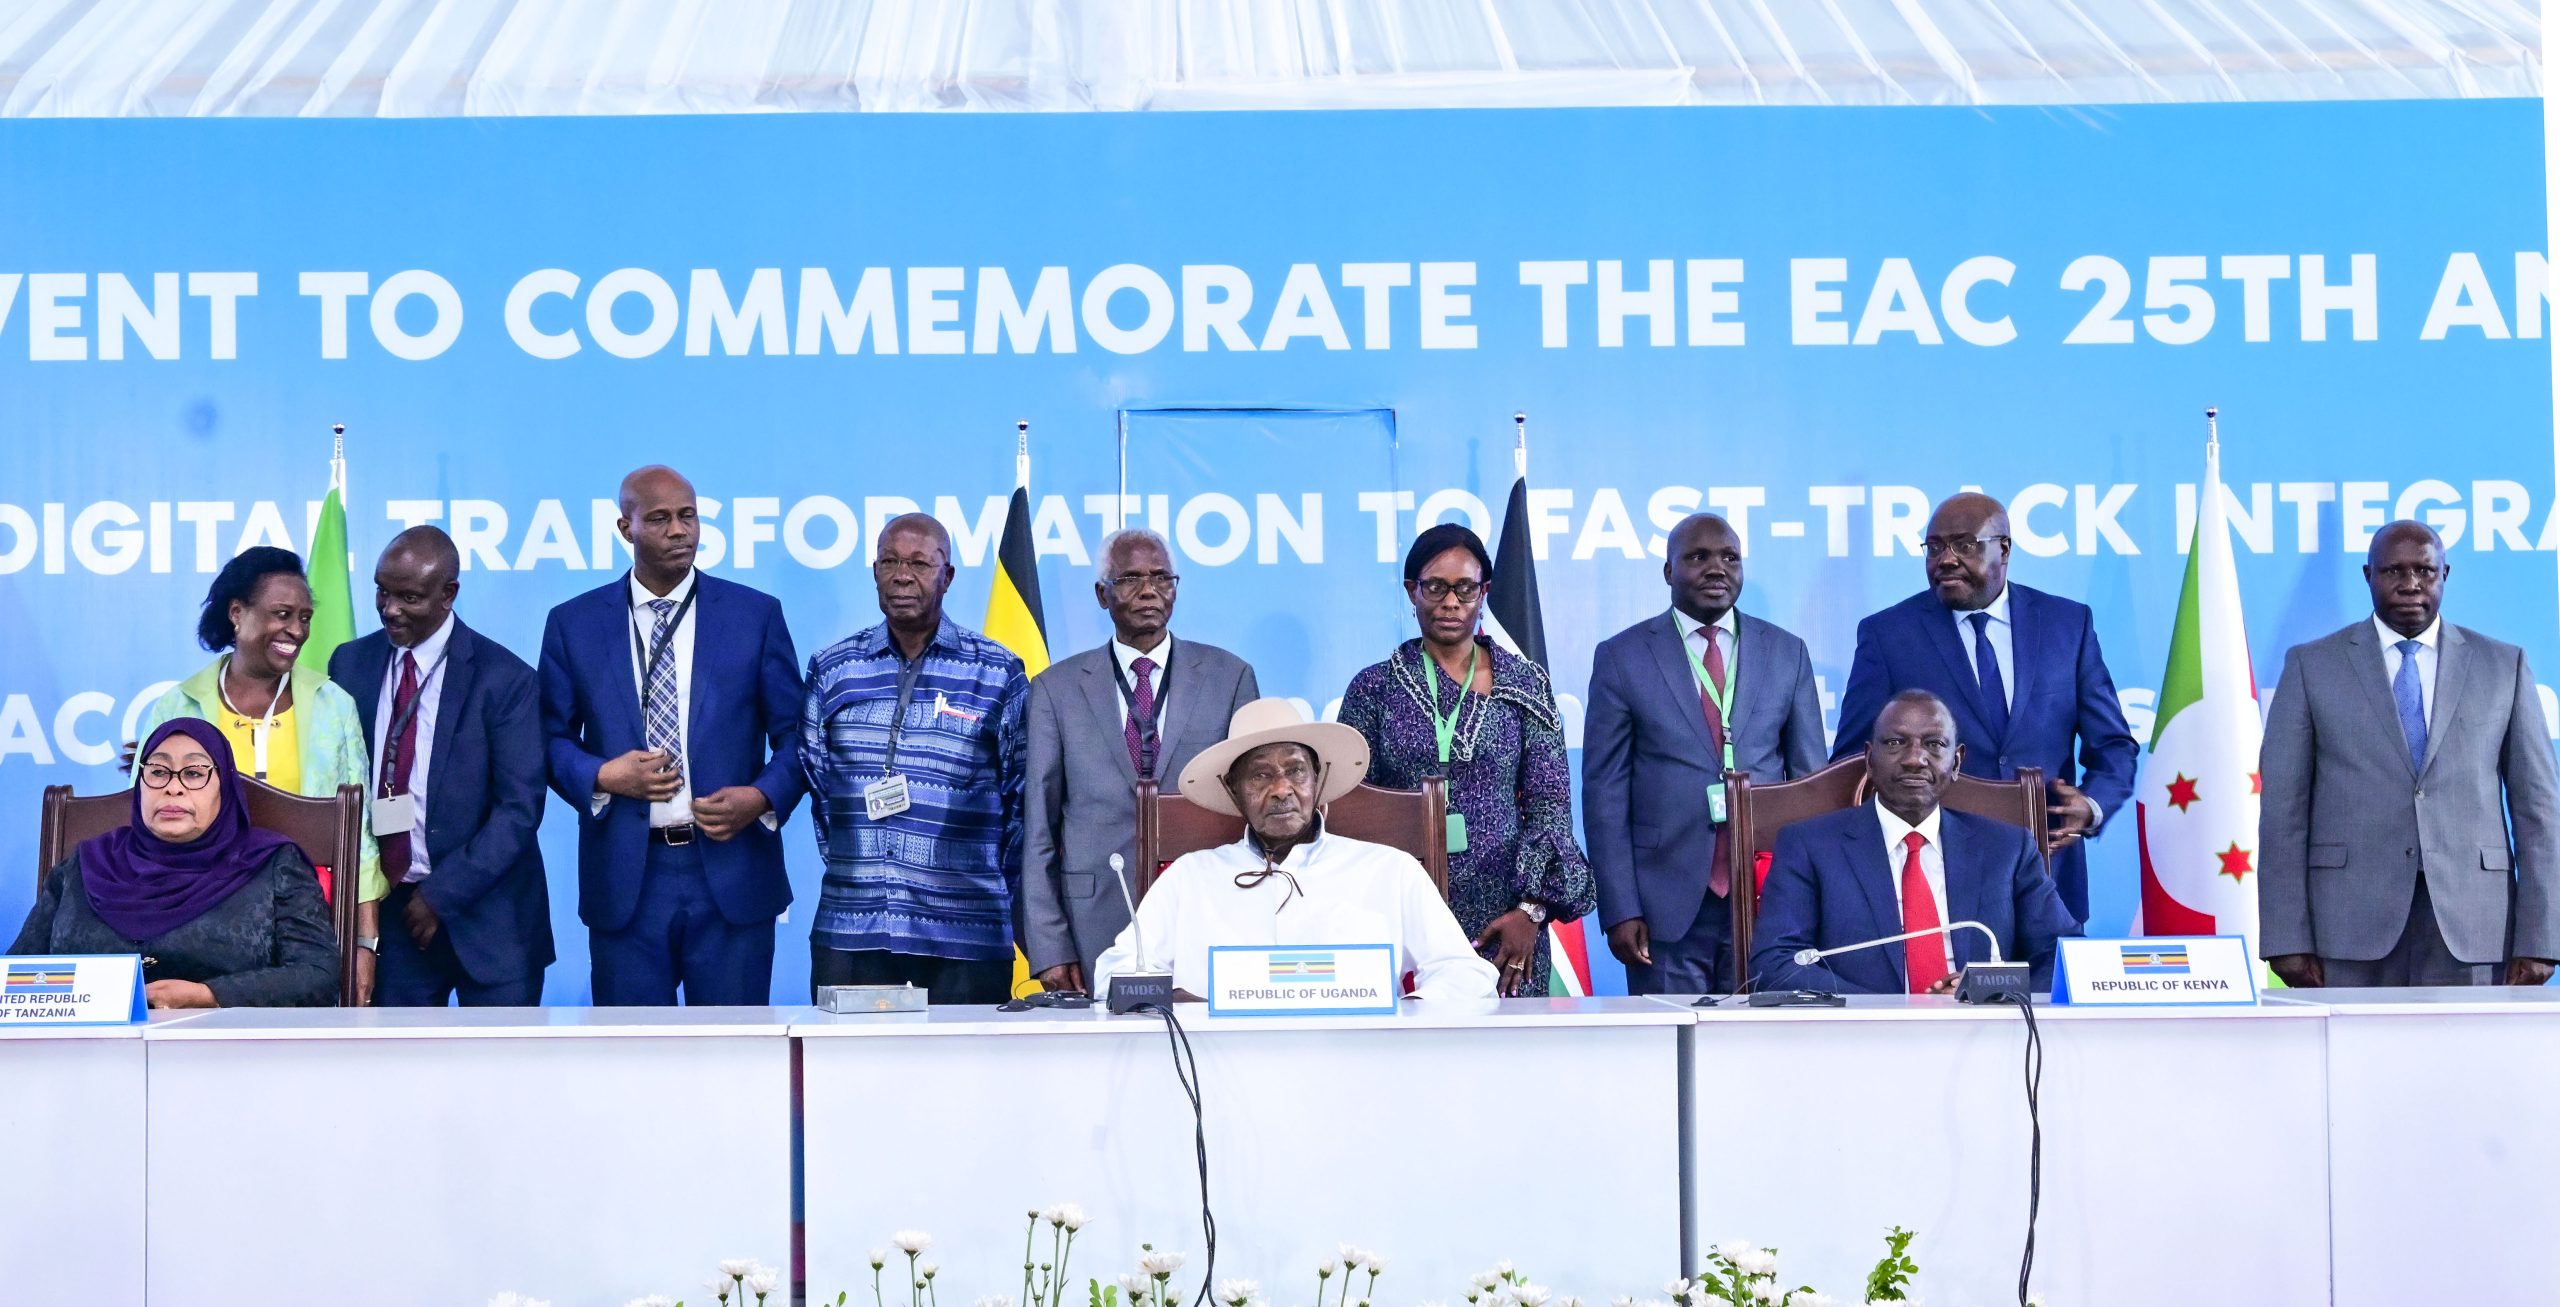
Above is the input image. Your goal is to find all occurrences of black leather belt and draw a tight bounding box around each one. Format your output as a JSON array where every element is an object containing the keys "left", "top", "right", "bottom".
[{"left": 649, "top": 824, "right": 697, "bottom": 846}]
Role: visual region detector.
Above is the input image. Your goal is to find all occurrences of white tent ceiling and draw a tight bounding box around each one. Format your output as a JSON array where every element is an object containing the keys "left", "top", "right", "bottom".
[{"left": 0, "top": 0, "right": 2539, "bottom": 117}]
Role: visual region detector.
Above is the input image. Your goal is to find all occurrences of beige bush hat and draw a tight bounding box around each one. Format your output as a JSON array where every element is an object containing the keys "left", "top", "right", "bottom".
[{"left": 1175, "top": 697, "right": 1371, "bottom": 816}]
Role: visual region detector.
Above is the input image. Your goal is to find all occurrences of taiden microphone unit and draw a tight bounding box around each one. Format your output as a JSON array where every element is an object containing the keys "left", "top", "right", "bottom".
[
  {"left": 1793, "top": 920, "right": 2033, "bottom": 1005},
  {"left": 1105, "top": 853, "right": 1174, "bottom": 1014}
]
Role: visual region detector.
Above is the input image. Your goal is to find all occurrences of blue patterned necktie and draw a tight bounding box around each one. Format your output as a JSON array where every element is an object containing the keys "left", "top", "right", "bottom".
[
  {"left": 645, "top": 598, "right": 685, "bottom": 785},
  {"left": 1968, "top": 610, "right": 2010, "bottom": 741},
  {"left": 2394, "top": 638, "right": 2428, "bottom": 774}
]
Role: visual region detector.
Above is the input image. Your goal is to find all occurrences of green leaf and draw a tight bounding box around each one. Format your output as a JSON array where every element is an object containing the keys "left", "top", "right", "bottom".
[{"left": 1863, "top": 1225, "right": 1920, "bottom": 1299}]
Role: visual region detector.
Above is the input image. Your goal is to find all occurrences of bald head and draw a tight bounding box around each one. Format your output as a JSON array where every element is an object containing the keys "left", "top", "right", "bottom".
[
  {"left": 1924, "top": 493, "right": 2012, "bottom": 612},
  {"left": 616, "top": 464, "right": 700, "bottom": 593},
  {"left": 373, "top": 526, "right": 460, "bottom": 647},
  {"left": 2366, "top": 519, "right": 2444, "bottom": 567},
  {"left": 880, "top": 511, "right": 951, "bottom": 562}
]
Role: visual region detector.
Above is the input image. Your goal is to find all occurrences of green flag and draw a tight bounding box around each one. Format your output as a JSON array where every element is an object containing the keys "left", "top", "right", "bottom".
[{"left": 298, "top": 448, "right": 354, "bottom": 672}]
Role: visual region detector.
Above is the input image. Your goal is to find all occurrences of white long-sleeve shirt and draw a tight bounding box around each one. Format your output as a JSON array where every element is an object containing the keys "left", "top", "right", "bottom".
[{"left": 1095, "top": 827, "right": 1499, "bottom": 1002}]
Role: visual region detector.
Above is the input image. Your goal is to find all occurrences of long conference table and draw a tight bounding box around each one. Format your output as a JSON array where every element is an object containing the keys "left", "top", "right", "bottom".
[{"left": 7, "top": 990, "right": 2550, "bottom": 1307}]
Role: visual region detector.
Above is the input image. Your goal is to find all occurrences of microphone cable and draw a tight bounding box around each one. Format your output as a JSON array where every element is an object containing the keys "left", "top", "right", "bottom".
[
  {"left": 2004, "top": 993, "right": 2044, "bottom": 1306},
  {"left": 1137, "top": 1002, "right": 1217, "bottom": 1306}
]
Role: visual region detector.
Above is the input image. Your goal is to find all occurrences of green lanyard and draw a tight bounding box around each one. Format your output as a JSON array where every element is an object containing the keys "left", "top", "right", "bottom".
[
  {"left": 1683, "top": 624, "right": 1739, "bottom": 775},
  {"left": 1422, "top": 640, "right": 1480, "bottom": 765}
]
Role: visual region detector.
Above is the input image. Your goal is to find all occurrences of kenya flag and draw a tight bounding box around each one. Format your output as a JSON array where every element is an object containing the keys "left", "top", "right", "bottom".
[{"left": 2137, "top": 421, "right": 2264, "bottom": 957}]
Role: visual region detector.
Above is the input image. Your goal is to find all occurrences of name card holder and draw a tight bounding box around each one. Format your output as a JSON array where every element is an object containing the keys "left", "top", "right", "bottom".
[
  {"left": 2052, "top": 936, "right": 2258, "bottom": 1007},
  {"left": 1207, "top": 943, "right": 1397, "bottom": 1017},
  {"left": 0, "top": 955, "right": 145, "bottom": 1026}
]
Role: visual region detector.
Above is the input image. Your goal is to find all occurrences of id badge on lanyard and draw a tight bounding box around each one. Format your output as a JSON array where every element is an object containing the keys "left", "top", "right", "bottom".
[
  {"left": 1423, "top": 643, "right": 1479, "bottom": 854},
  {"left": 369, "top": 648, "right": 450, "bottom": 835},
  {"left": 222, "top": 655, "right": 286, "bottom": 782},
  {"left": 1685, "top": 629, "right": 1738, "bottom": 825},
  {"left": 867, "top": 655, "right": 924, "bottom": 821}
]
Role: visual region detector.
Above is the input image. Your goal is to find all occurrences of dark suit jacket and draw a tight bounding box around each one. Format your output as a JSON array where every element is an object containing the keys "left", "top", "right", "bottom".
[
  {"left": 1019, "top": 637, "right": 1259, "bottom": 978},
  {"left": 1752, "top": 803, "right": 2081, "bottom": 994},
  {"left": 2260, "top": 619, "right": 2560, "bottom": 963},
  {"left": 538, "top": 573, "right": 806, "bottom": 932},
  {"left": 1832, "top": 583, "right": 2138, "bottom": 919},
  {"left": 331, "top": 618, "right": 555, "bottom": 985},
  {"left": 1583, "top": 610, "right": 1828, "bottom": 943}
]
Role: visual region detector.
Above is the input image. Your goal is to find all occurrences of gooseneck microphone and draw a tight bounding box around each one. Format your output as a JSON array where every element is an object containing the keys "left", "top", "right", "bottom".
[
  {"left": 1790, "top": 919, "right": 2034, "bottom": 1005},
  {"left": 1106, "top": 852, "right": 1175, "bottom": 1014}
]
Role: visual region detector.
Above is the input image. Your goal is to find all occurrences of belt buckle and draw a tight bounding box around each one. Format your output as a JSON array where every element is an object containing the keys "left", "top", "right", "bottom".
[{"left": 662, "top": 824, "right": 693, "bottom": 846}]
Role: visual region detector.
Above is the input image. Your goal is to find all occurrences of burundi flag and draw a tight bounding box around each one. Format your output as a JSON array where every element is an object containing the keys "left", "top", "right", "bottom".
[
  {"left": 1485, "top": 413, "right": 1596, "bottom": 999},
  {"left": 2136, "top": 411, "right": 2264, "bottom": 957},
  {"left": 298, "top": 425, "right": 356, "bottom": 673},
  {"left": 984, "top": 422, "right": 1050, "bottom": 997}
]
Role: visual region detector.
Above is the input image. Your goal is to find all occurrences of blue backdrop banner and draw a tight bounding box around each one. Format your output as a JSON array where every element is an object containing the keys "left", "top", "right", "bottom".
[{"left": 0, "top": 102, "right": 2549, "bottom": 1000}]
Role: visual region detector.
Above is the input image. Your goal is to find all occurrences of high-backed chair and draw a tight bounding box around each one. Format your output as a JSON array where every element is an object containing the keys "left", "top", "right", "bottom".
[
  {"left": 39, "top": 778, "right": 368, "bottom": 1005},
  {"left": 1724, "top": 757, "right": 2047, "bottom": 991},
  {"left": 1131, "top": 777, "right": 1450, "bottom": 900}
]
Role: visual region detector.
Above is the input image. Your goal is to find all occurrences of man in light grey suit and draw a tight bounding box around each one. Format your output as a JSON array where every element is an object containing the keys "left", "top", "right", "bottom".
[
  {"left": 1021, "top": 528, "right": 1259, "bottom": 991},
  {"left": 2261, "top": 520, "right": 2560, "bottom": 987},
  {"left": 1584, "top": 513, "right": 1829, "bottom": 993}
]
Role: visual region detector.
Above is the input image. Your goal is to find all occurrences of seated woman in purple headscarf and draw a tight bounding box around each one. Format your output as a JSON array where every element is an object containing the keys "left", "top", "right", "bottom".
[{"left": 11, "top": 718, "right": 336, "bottom": 1007}]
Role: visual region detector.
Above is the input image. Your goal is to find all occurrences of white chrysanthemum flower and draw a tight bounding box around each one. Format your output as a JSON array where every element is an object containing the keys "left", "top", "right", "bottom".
[
  {"left": 870, "top": 1250, "right": 890, "bottom": 1271},
  {"left": 720, "top": 1259, "right": 758, "bottom": 1278},
  {"left": 1716, "top": 1240, "right": 1754, "bottom": 1263},
  {"left": 893, "top": 1231, "right": 934, "bottom": 1255},
  {"left": 1513, "top": 1283, "right": 1551, "bottom": 1306},
  {"left": 1361, "top": 1253, "right": 1388, "bottom": 1275},
  {"left": 627, "top": 1297, "right": 678, "bottom": 1307},
  {"left": 1217, "top": 1279, "right": 1262, "bottom": 1305},
  {"left": 1492, "top": 1261, "right": 1516, "bottom": 1279},
  {"left": 1748, "top": 1282, "right": 1780, "bottom": 1304},
  {"left": 920, "top": 1262, "right": 941, "bottom": 1279},
  {"left": 746, "top": 1269, "right": 781, "bottom": 1297},
  {"left": 1119, "top": 1274, "right": 1152, "bottom": 1298},
  {"left": 1786, "top": 1293, "right": 1834, "bottom": 1307},
  {"left": 1139, "top": 1249, "right": 1187, "bottom": 1278},
  {"left": 1734, "top": 1249, "right": 1779, "bottom": 1279},
  {"left": 1476, "top": 1274, "right": 1506, "bottom": 1293}
]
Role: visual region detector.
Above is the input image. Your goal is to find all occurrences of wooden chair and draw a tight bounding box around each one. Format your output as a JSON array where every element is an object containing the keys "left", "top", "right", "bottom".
[
  {"left": 1132, "top": 776, "right": 1450, "bottom": 901},
  {"left": 39, "top": 778, "right": 368, "bottom": 1005},
  {"left": 1725, "top": 757, "right": 2047, "bottom": 991}
]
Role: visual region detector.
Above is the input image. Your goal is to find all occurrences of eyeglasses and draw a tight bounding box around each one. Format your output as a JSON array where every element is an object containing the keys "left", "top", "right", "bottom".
[
  {"left": 1414, "top": 579, "right": 1484, "bottom": 604},
  {"left": 1232, "top": 760, "right": 1316, "bottom": 794},
  {"left": 1106, "top": 571, "right": 1180, "bottom": 597},
  {"left": 2376, "top": 563, "right": 2442, "bottom": 584},
  {"left": 140, "top": 764, "right": 216, "bottom": 791},
  {"left": 872, "top": 558, "right": 943, "bottom": 580},
  {"left": 1921, "top": 535, "right": 2009, "bottom": 561}
]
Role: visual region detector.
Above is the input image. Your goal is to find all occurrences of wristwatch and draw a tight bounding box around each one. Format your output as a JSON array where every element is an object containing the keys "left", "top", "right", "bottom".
[
  {"left": 354, "top": 935, "right": 380, "bottom": 953},
  {"left": 1515, "top": 900, "right": 1549, "bottom": 926}
]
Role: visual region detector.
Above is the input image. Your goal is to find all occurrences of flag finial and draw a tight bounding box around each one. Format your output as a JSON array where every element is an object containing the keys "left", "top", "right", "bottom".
[
  {"left": 331, "top": 421, "right": 345, "bottom": 461},
  {"left": 1015, "top": 419, "right": 1031, "bottom": 489},
  {"left": 2204, "top": 405, "right": 2219, "bottom": 454},
  {"left": 1513, "top": 410, "right": 1528, "bottom": 478}
]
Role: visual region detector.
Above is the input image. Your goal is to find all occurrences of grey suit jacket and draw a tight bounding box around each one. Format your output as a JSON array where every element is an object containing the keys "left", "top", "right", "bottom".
[
  {"left": 1583, "top": 610, "right": 1829, "bottom": 942},
  {"left": 2259, "top": 619, "right": 2560, "bottom": 963},
  {"left": 1019, "top": 636, "right": 1259, "bottom": 977}
]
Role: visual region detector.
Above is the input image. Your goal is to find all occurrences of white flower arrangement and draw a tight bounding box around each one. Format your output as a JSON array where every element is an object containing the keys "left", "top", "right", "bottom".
[{"left": 479, "top": 1204, "right": 1928, "bottom": 1307}]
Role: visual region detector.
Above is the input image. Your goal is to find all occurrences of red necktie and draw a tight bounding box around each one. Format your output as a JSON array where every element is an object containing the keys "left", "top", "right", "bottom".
[
  {"left": 379, "top": 650, "right": 420, "bottom": 882},
  {"left": 1698, "top": 627, "right": 1733, "bottom": 898},
  {"left": 1124, "top": 655, "right": 1158, "bottom": 776},
  {"left": 1900, "top": 830, "right": 1949, "bottom": 993}
]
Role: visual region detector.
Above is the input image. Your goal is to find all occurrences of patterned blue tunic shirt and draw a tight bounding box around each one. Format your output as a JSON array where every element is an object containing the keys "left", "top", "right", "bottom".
[{"left": 801, "top": 617, "right": 1029, "bottom": 961}]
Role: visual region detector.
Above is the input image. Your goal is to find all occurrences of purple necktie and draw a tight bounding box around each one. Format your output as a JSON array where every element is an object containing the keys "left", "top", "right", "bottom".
[{"left": 1125, "top": 656, "right": 1158, "bottom": 776}]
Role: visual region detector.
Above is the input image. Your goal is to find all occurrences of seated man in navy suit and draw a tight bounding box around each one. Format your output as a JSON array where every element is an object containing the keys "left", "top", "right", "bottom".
[{"left": 1755, "top": 689, "right": 2080, "bottom": 994}]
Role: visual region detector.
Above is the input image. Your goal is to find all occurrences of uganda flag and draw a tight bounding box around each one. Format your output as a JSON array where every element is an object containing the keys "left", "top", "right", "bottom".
[{"left": 985, "top": 424, "right": 1050, "bottom": 996}]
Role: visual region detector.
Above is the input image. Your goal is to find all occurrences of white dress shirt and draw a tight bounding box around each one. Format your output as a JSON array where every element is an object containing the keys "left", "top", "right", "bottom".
[
  {"left": 1110, "top": 633, "right": 1173, "bottom": 727},
  {"left": 1093, "top": 826, "right": 1499, "bottom": 1001},
  {"left": 623, "top": 568, "right": 697, "bottom": 828},
  {"left": 2374, "top": 614, "right": 2441, "bottom": 725},
  {"left": 1873, "top": 800, "right": 1955, "bottom": 974},
  {"left": 1953, "top": 584, "right": 2015, "bottom": 712},
  {"left": 372, "top": 614, "right": 455, "bottom": 881}
]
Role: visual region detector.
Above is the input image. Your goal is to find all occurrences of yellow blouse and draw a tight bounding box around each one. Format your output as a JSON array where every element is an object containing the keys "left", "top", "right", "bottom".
[{"left": 213, "top": 700, "right": 301, "bottom": 794}]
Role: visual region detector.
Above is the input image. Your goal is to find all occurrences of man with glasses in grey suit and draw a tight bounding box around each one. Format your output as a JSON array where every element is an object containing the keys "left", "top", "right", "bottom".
[
  {"left": 1020, "top": 528, "right": 1260, "bottom": 993},
  {"left": 1584, "top": 513, "right": 1829, "bottom": 993},
  {"left": 2261, "top": 519, "right": 2560, "bottom": 987}
]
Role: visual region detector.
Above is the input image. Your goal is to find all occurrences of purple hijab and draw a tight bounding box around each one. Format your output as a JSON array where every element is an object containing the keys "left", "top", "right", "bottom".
[{"left": 79, "top": 718, "right": 295, "bottom": 941}]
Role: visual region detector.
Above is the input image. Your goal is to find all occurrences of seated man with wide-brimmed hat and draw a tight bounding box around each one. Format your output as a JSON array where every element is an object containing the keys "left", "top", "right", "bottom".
[{"left": 1094, "top": 699, "right": 1498, "bottom": 1002}]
